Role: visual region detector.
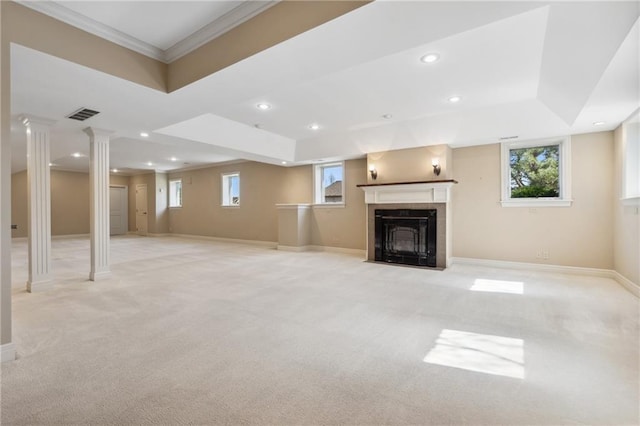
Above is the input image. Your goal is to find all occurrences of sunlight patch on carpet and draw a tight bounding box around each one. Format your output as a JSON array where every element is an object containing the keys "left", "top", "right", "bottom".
[
  {"left": 471, "top": 278, "right": 524, "bottom": 295},
  {"left": 423, "top": 329, "right": 524, "bottom": 379}
]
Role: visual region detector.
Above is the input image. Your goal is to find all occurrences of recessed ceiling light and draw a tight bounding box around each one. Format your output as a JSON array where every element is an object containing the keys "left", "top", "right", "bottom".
[
  {"left": 281, "top": 161, "right": 287, "bottom": 165},
  {"left": 72, "top": 152, "right": 82, "bottom": 158},
  {"left": 420, "top": 53, "right": 440, "bottom": 63},
  {"left": 147, "top": 162, "right": 153, "bottom": 166},
  {"left": 170, "top": 157, "right": 177, "bottom": 162},
  {"left": 448, "top": 96, "right": 461, "bottom": 103},
  {"left": 48, "top": 162, "right": 53, "bottom": 167},
  {"left": 256, "top": 103, "right": 271, "bottom": 110},
  {"left": 593, "top": 121, "right": 605, "bottom": 126},
  {"left": 308, "top": 123, "right": 320, "bottom": 130},
  {"left": 140, "top": 132, "right": 149, "bottom": 137},
  {"left": 112, "top": 168, "right": 118, "bottom": 173},
  {"left": 382, "top": 114, "right": 393, "bottom": 119}
]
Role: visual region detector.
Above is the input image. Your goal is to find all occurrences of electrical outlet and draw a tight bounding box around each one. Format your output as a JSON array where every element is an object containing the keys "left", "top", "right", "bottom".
[{"left": 536, "top": 249, "right": 550, "bottom": 259}]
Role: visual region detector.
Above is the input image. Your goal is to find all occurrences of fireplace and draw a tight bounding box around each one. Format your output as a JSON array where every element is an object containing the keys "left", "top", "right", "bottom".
[
  {"left": 375, "top": 209, "right": 437, "bottom": 267},
  {"left": 359, "top": 180, "right": 457, "bottom": 269}
]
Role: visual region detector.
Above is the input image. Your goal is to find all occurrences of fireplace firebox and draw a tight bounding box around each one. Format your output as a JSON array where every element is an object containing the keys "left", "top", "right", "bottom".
[{"left": 374, "top": 209, "right": 437, "bottom": 267}]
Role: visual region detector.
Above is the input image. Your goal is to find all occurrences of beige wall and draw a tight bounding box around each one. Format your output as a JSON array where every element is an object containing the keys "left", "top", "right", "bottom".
[
  {"left": 279, "top": 165, "right": 313, "bottom": 204},
  {"left": 452, "top": 132, "right": 614, "bottom": 269},
  {"left": 167, "top": 159, "right": 367, "bottom": 250},
  {"left": 110, "top": 174, "right": 129, "bottom": 187},
  {"left": 310, "top": 159, "right": 367, "bottom": 250},
  {"left": 168, "top": 162, "right": 285, "bottom": 242},
  {"left": 50, "top": 170, "right": 90, "bottom": 236},
  {"left": 3, "top": 2, "right": 166, "bottom": 91},
  {"left": 154, "top": 173, "right": 169, "bottom": 234},
  {"left": 12, "top": 170, "right": 132, "bottom": 237},
  {"left": 13, "top": 169, "right": 91, "bottom": 237},
  {"left": 1, "top": 0, "right": 13, "bottom": 345},
  {"left": 613, "top": 126, "right": 640, "bottom": 285},
  {"left": 10, "top": 171, "right": 27, "bottom": 238},
  {"left": 367, "top": 144, "right": 453, "bottom": 184}
]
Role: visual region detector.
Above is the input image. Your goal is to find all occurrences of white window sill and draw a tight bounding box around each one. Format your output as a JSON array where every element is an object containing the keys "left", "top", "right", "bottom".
[
  {"left": 622, "top": 196, "right": 640, "bottom": 206},
  {"left": 221, "top": 205, "right": 240, "bottom": 208},
  {"left": 169, "top": 206, "right": 182, "bottom": 209},
  {"left": 501, "top": 199, "right": 573, "bottom": 208},
  {"left": 312, "top": 203, "right": 345, "bottom": 209}
]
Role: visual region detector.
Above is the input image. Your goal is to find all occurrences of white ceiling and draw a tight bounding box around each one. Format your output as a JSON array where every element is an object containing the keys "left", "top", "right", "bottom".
[
  {"left": 56, "top": 1, "right": 243, "bottom": 51},
  {"left": 10, "top": 1, "right": 640, "bottom": 175},
  {"left": 17, "top": 0, "right": 275, "bottom": 62}
]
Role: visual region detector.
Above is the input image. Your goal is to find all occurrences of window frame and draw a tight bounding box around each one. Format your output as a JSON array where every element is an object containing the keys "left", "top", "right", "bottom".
[
  {"left": 168, "top": 178, "right": 182, "bottom": 208},
  {"left": 500, "top": 136, "right": 572, "bottom": 207},
  {"left": 313, "top": 161, "right": 345, "bottom": 207},
  {"left": 221, "top": 172, "right": 240, "bottom": 207},
  {"left": 621, "top": 108, "right": 640, "bottom": 206}
]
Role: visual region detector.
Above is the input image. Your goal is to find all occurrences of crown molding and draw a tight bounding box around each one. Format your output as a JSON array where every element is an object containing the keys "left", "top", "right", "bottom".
[
  {"left": 164, "top": 1, "right": 278, "bottom": 63},
  {"left": 15, "top": 0, "right": 165, "bottom": 61},
  {"left": 15, "top": 0, "right": 278, "bottom": 64}
]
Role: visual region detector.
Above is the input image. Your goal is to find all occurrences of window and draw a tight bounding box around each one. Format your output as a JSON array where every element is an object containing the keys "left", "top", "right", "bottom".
[
  {"left": 314, "top": 161, "right": 344, "bottom": 205},
  {"left": 169, "top": 179, "right": 182, "bottom": 208},
  {"left": 221, "top": 172, "right": 240, "bottom": 206},
  {"left": 621, "top": 109, "right": 639, "bottom": 204},
  {"left": 501, "top": 137, "right": 571, "bottom": 207}
]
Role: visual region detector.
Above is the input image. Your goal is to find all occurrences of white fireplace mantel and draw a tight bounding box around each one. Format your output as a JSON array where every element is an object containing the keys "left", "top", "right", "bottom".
[{"left": 358, "top": 180, "right": 457, "bottom": 204}]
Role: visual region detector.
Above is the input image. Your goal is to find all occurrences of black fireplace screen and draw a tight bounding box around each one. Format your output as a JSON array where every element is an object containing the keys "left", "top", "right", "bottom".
[{"left": 374, "top": 209, "right": 436, "bottom": 267}]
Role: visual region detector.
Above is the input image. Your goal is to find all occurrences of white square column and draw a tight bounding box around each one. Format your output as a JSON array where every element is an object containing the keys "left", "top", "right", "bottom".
[
  {"left": 22, "top": 116, "right": 55, "bottom": 293},
  {"left": 84, "top": 127, "right": 112, "bottom": 281}
]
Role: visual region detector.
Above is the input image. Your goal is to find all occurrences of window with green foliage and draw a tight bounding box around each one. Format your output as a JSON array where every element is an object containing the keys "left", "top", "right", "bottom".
[
  {"left": 501, "top": 137, "right": 572, "bottom": 207},
  {"left": 509, "top": 145, "right": 559, "bottom": 198}
]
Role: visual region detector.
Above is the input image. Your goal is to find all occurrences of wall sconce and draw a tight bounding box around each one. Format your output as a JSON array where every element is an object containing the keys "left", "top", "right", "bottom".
[
  {"left": 369, "top": 164, "right": 378, "bottom": 180},
  {"left": 432, "top": 158, "right": 441, "bottom": 176}
]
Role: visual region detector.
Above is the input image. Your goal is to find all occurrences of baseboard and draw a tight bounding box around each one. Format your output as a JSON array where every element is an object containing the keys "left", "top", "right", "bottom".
[
  {"left": 170, "top": 233, "right": 277, "bottom": 248},
  {"left": 611, "top": 271, "right": 640, "bottom": 297},
  {"left": 451, "top": 257, "right": 613, "bottom": 277},
  {"left": 1, "top": 343, "right": 16, "bottom": 362},
  {"left": 53, "top": 233, "right": 90, "bottom": 240},
  {"left": 451, "top": 257, "right": 639, "bottom": 298},
  {"left": 89, "top": 270, "right": 112, "bottom": 281},
  {"left": 277, "top": 244, "right": 365, "bottom": 257},
  {"left": 26, "top": 279, "right": 54, "bottom": 293},
  {"left": 14, "top": 234, "right": 102, "bottom": 240},
  {"left": 277, "top": 245, "right": 311, "bottom": 252}
]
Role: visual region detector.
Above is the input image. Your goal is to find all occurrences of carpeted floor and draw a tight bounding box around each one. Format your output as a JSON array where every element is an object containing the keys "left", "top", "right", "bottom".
[{"left": 1, "top": 235, "right": 638, "bottom": 425}]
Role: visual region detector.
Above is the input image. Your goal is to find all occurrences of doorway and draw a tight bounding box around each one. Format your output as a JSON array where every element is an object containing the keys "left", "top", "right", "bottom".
[
  {"left": 135, "top": 184, "right": 148, "bottom": 236},
  {"left": 109, "top": 186, "right": 128, "bottom": 235}
]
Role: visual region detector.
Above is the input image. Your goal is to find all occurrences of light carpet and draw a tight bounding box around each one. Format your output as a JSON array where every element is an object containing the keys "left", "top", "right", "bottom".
[{"left": 1, "top": 235, "right": 638, "bottom": 425}]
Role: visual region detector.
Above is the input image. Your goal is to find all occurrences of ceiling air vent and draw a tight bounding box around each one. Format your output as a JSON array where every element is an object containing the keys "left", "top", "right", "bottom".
[
  {"left": 66, "top": 108, "right": 100, "bottom": 121},
  {"left": 499, "top": 135, "right": 519, "bottom": 141}
]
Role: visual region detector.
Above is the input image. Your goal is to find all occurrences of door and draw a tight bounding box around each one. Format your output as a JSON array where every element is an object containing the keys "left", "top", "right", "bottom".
[
  {"left": 135, "top": 184, "right": 148, "bottom": 236},
  {"left": 109, "top": 186, "right": 128, "bottom": 235}
]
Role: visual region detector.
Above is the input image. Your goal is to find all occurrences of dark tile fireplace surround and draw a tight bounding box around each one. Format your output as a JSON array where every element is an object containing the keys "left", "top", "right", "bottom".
[
  {"left": 367, "top": 203, "right": 447, "bottom": 269},
  {"left": 359, "top": 180, "right": 456, "bottom": 270},
  {"left": 375, "top": 208, "right": 437, "bottom": 267}
]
